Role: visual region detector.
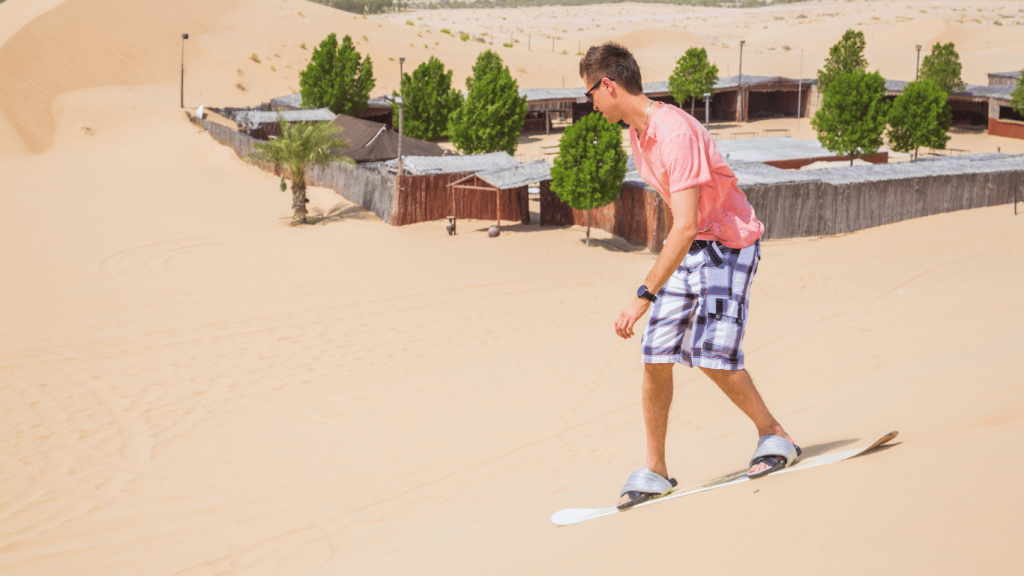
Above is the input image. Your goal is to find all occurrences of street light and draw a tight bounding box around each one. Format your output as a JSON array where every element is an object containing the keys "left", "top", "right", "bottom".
[
  {"left": 738, "top": 40, "right": 746, "bottom": 123},
  {"left": 180, "top": 33, "right": 189, "bottom": 108},
  {"left": 398, "top": 57, "right": 405, "bottom": 176},
  {"left": 703, "top": 92, "right": 711, "bottom": 126},
  {"left": 916, "top": 45, "right": 922, "bottom": 80}
]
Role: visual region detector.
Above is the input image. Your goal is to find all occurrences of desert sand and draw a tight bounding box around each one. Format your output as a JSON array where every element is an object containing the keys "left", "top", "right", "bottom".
[{"left": 1, "top": 0, "right": 1023, "bottom": 574}]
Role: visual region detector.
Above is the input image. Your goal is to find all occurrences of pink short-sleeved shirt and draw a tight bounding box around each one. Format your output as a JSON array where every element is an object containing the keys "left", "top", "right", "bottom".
[{"left": 630, "top": 104, "right": 764, "bottom": 249}]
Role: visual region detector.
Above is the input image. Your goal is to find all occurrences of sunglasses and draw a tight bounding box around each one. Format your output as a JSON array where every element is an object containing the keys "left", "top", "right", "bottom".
[{"left": 585, "top": 77, "right": 613, "bottom": 103}]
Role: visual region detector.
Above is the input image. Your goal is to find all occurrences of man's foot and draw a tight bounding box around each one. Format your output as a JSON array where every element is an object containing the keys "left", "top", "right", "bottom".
[
  {"left": 748, "top": 433, "right": 799, "bottom": 476},
  {"left": 617, "top": 468, "right": 676, "bottom": 509}
]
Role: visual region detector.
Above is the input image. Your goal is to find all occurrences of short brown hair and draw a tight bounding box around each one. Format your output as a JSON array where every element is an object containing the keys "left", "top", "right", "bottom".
[{"left": 579, "top": 42, "right": 643, "bottom": 96}]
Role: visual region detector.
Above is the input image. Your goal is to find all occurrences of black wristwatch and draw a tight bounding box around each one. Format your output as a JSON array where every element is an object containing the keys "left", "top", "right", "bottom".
[{"left": 637, "top": 285, "right": 658, "bottom": 303}]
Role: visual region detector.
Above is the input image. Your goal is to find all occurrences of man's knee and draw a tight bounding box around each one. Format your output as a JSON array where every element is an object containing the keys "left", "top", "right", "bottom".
[
  {"left": 644, "top": 362, "right": 674, "bottom": 378},
  {"left": 699, "top": 366, "right": 748, "bottom": 380}
]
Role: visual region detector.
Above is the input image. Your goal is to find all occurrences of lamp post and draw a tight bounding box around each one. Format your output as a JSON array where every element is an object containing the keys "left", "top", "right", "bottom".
[
  {"left": 180, "top": 33, "right": 189, "bottom": 108},
  {"left": 703, "top": 92, "right": 711, "bottom": 126},
  {"left": 738, "top": 39, "right": 745, "bottom": 123},
  {"left": 916, "top": 44, "right": 922, "bottom": 80},
  {"left": 398, "top": 57, "right": 405, "bottom": 176},
  {"left": 797, "top": 49, "right": 803, "bottom": 133}
]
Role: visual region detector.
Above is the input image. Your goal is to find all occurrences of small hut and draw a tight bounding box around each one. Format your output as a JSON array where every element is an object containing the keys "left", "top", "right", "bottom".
[{"left": 447, "top": 160, "right": 551, "bottom": 233}]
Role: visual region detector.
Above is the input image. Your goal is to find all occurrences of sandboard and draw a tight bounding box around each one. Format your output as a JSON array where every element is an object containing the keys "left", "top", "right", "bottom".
[{"left": 551, "top": 430, "right": 898, "bottom": 526}]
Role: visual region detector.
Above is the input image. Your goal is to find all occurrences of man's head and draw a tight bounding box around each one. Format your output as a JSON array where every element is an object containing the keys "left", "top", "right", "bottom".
[{"left": 579, "top": 42, "right": 643, "bottom": 123}]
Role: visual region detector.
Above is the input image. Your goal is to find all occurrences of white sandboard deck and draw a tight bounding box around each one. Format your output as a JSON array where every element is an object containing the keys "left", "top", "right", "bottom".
[{"left": 551, "top": 431, "right": 899, "bottom": 526}]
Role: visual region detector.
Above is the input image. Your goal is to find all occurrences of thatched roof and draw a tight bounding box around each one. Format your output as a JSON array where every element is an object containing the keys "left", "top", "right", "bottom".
[
  {"left": 474, "top": 160, "right": 552, "bottom": 189},
  {"left": 233, "top": 108, "right": 336, "bottom": 130},
  {"left": 385, "top": 152, "right": 520, "bottom": 175},
  {"left": 731, "top": 154, "right": 1024, "bottom": 187}
]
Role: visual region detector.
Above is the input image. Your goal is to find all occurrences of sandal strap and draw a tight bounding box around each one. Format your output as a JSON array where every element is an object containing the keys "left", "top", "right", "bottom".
[
  {"left": 620, "top": 468, "right": 673, "bottom": 497},
  {"left": 749, "top": 435, "right": 797, "bottom": 468}
]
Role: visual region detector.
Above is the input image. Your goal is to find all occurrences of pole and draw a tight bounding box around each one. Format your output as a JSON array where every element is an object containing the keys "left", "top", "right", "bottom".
[
  {"left": 529, "top": 34, "right": 531, "bottom": 51},
  {"left": 797, "top": 49, "right": 803, "bottom": 133},
  {"left": 704, "top": 93, "right": 710, "bottom": 126},
  {"left": 738, "top": 40, "right": 745, "bottom": 123},
  {"left": 398, "top": 57, "right": 405, "bottom": 178},
  {"left": 180, "top": 33, "right": 188, "bottom": 108},
  {"left": 552, "top": 38, "right": 555, "bottom": 53},
  {"left": 916, "top": 45, "right": 922, "bottom": 80}
]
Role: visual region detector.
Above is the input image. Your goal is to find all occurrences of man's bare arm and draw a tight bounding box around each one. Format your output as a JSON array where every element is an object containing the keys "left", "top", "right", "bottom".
[{"left": 614, "top": 186, "right": 700, "bottom": 339}]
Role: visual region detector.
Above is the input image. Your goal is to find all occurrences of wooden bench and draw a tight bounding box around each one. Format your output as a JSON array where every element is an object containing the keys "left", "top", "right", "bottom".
[{"left": 763, "top": 128, "right": 791, "bottom": 138}]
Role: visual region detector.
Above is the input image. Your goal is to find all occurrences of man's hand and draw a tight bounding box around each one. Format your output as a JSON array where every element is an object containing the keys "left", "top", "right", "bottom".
[{"left": 615, "top": 298, "right": 651, "bottom": 339}]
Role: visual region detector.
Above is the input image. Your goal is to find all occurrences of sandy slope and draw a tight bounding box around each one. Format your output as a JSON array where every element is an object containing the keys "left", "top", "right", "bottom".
[{"left": 2, "top": 0, "right": 1024, "bottom": 574}]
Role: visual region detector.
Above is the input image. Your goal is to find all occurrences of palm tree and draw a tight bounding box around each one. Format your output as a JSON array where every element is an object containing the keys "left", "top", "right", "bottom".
[{"left": 246, "top": 114, "right": 352, "bottom": 224}]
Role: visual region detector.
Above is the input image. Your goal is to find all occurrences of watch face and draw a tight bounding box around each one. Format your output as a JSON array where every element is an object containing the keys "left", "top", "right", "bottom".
[{"left": 637, "top": 285, "right": 648, "bottom": 298}]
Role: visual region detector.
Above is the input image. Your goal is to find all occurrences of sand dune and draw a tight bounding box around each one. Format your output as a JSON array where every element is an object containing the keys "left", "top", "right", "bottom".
[{"left": 2, "top": 0, "right": 1024, "bottom": 574}]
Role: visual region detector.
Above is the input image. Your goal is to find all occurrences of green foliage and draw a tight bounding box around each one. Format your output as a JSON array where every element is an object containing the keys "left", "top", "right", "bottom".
[
  {"left": 886, "top": 79, "right": 951, "bottom": 161},
  {"left": 550, "top": 113, "right": 627, "bottom": 245},
  {"left": 441, "top": 28, "right": 451, "bottom": 35},
  {"left": 246, "top": 115, "right": 353, "bottom": 223},
  {"left": 312, "top": 0, "right": 399, "bottom": 15},
  {"left": 421, "top": 0, "right": 735, "bottom": 9},
  {"left": 392, "top": 56, "right": 462, "bottom": 141},
  {"left": 668, "top": 47, "right": 719, "bottom": 116},
  {"left": 250, "top": 53, "right": 260, "bottom": 63},
  {"left": 817, "top": 29, "right": 868, "bottom": 94},
  {"left": 406, "top": 20, "right": 415, "bottom": 25},
  {"left": 299, "top": 33, "right": 376, "bottom": 116},
  {"left": 810, "top": 71, "right": 889, "bottom": 163},
  {"left": 503, "top": 42, "right": 513, "bottom": 48},
  {"left": 1011, "top": 70, "right": 1024, "bottom": 117},
  {"left": 460, "top": 32, "right": 470, "bottom": 41},
  {"left": 919, "top": 42, "right": 966, "bottom": 94},
  {"left": 447, "top": 50, "right": 527, "bottom": 155}
]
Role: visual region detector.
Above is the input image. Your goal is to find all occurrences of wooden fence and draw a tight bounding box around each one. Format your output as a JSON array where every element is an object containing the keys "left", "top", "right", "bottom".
[
  {"left": 745, "top": 169, "right": 1023, "bottom": 239},
  {"left": 540, "top": 181, "right": 670, "bottom": 252},
  {"left": 187, "top": 112, "right": 397, "bottom": 223},
  {"left": 541, "top": 166, "right": 1023, "bottom": 252},
  {"left": 392, "top": 173, "right": 529, "bottom": 226}
]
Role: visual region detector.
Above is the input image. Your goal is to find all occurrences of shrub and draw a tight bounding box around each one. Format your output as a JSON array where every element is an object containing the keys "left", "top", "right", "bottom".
[{"left": 250, "top": 53, "right": 260, "bottom": 63}]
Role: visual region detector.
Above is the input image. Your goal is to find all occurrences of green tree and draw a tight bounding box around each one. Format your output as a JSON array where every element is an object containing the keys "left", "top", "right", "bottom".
[
  {"left": 392, "top": 56, "right": 462, "bottom": 141},
  {"left": 1011, "top": 69, "right": 1024, "bottom": 117},
  {"left": 299, "top": 33, "right": 375, "bottom": 116},
  {"left": 817, "top": 29, "right": 868, "bottom": 94},
  {"left": 246, "top": 115, "right": 353, "bottom": 224},
  {"left": 550, "top": 112, "right": 628, "bottom": 246},
  {"left": 810, "top": 71, "right": 889, "bottom": 165},
  {"left": 919, "top": 42, "right": 966, "bottom": 94},
  {"left": 668, "top": 47, "right": 719, "bottom": 117},
  {"left": 886, "top": 79, "right": 951, "bottom": 161},
  {"left": 447, "top": 50, "right": 527, "bottom": 155}
]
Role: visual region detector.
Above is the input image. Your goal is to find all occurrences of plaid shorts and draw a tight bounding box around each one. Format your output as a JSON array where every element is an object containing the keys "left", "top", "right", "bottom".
[{"left": 641, "top": 239, "right": 760, "bottom": 370}]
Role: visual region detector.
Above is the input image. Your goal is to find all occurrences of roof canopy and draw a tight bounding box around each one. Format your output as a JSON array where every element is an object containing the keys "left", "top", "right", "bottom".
[
  {"left": 330, "top": 114, "right": 445, "bottom": 163},
  {"left": 385, "top": 152, "right": 520, "bottom": 175},
  {"left": 234, "top": 108, "right": 336, "bottom": 130}
]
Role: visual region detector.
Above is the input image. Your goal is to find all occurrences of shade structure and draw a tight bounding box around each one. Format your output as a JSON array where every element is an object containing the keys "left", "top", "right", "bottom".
[{"left": 329, "top": 114, "right": 446, "bottom": 163}]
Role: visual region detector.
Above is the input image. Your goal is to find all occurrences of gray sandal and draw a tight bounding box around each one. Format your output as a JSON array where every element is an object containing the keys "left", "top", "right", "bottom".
[
  {"left": 748, "top": 435, "right": 802, "bottom": 479},
  {"left": 617, "top": 468, "right": 678, "bottom": 510}
]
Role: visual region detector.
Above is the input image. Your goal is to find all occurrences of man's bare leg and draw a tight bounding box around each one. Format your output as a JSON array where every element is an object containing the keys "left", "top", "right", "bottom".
[
  {"left": 618, "top": 362, "right": 673, "bottom": 506},
  {"left": 700, "top": 367, "right": 795, "bottom": 475}
]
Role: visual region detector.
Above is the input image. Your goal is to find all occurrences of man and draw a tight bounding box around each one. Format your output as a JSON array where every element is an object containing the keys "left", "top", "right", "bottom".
[{"left": 580, "top": 42, "right": 800, "bottom": 509}]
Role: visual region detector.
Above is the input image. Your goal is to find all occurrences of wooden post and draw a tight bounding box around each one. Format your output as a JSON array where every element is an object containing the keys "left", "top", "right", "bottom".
[
  {"left": 552, "top": 38, "right": 555, "bottom": 53},
  {"left": 496, "top": 188, "right": 501, "bottom": 229},
  {"left": 528, "top": 34, "right": 531, "bottom": 51}
]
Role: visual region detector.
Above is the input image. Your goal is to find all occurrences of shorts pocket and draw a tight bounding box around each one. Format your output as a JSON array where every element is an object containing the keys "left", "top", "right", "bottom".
[{"left": 701, "top": 298, "right": 745, "bottom": 355}]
